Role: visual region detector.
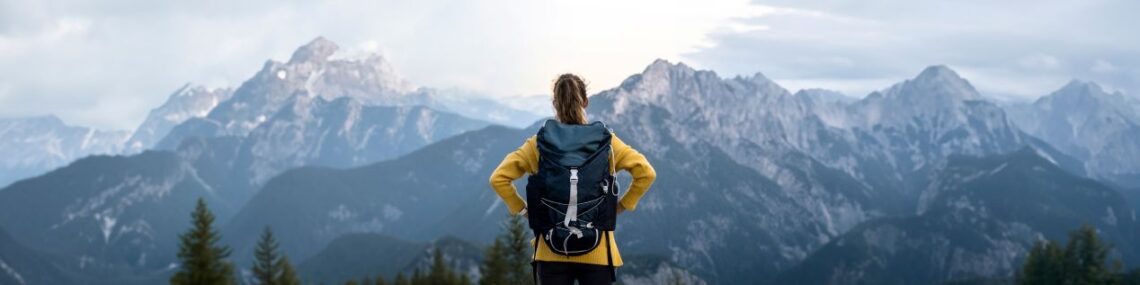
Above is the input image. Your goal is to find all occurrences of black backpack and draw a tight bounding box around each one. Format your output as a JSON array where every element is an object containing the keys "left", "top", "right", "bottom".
[{"left": 526, "top": 120, "right": 619, "bottom": 274}]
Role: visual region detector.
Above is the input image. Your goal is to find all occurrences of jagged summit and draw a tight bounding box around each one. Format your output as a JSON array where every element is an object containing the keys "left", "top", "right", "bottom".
[
  {"left": 640, "top": 58, "right": 697, "bottom": 78},
  {"left": 289, "top": 37, "right": 340, "bottom": 64},
  {"left": 1050, "top": 79, "right": 1110, "bottom": 100},
  {"left": 878, "top": 65, "right": 981, "bottom": 102},
  {"left": 1033, "top": 79, "right": 1134, "bottom": 111}
]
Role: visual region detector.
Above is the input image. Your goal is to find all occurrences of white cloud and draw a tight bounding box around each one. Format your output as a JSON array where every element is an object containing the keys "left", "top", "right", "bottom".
[
  {"left": 1091, "top": 59, "right": 1116, "bottom": 73},
  {"left": 684, "top": 0, "right": 1140, "bottom": 100},
  {"left": 1018, "top": 53, "right": 1061, "bottom": 70}
]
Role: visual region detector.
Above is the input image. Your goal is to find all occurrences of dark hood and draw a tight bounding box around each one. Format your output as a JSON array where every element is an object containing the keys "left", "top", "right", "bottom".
[{"left": 535, "top": 119, "right": 612, "bottom": 167}]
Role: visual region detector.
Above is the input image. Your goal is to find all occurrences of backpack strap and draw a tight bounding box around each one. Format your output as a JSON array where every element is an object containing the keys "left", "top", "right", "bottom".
[
  {"left": 605, "top": 231, "right": 615, "bottom": 282},
  {"left": 607, "top": 127, "right": 616, "bottom": 175},
  {"left": 532, "top": 231, "right": 541, "bottom": 285}
]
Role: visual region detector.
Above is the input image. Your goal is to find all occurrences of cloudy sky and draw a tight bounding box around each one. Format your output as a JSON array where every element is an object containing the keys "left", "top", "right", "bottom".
[{"left": 1, "top": 0, "right": 1136, "bottom": 130}]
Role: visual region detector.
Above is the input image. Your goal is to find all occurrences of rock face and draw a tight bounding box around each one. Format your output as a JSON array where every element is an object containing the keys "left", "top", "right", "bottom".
[
  {"left": 124, "top": 84, "right": 233, "bottom": 153},
  {"left": 0, "top": 115, "right": 129, "bottom": 188},
  {"left": 0, "top": 151, "right": 221, "bottom": 284},
  {"left": 775, "top": 148, "right": 1140, "bottom": 285},
  {"left": 1007, "top": 80, "right": 1140, "bottom": 188},
  {"left": 0, "top": 226, "right": 73, "bottom": 285},
  {"left": 202, "top": 37, "right": 420, "bottom": 137}
]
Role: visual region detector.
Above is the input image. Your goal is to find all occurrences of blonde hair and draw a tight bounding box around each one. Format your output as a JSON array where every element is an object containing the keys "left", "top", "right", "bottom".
[{"left": 552, "top": 73, "right": 588, "bottom": 125}]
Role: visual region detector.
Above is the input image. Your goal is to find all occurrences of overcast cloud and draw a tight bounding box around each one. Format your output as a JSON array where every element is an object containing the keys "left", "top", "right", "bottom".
[{"left": 0, "top": 0, "right": 1136, "bottom": 130}]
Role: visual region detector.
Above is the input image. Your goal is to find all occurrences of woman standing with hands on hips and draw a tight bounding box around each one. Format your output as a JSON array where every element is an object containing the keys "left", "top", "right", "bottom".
[{"left": 489, "top": 73, "right": 656, "bottom": 285}]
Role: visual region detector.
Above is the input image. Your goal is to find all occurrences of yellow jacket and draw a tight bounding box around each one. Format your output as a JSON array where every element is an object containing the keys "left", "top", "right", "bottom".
[{"left": 488, "top": 134, "right": 656, "bottom": 266}]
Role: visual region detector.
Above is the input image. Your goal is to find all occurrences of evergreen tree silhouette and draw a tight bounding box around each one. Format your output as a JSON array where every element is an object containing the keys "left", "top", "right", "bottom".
[{"left": 170, "top": 198, "right": 237, "bottom": 285}]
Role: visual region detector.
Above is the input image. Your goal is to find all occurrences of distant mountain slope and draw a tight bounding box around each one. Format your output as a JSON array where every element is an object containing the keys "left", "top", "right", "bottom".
[
  {"left": 424, "top": 88, "right": 545, "bottom": 128},
  {"left": 0, "top": 116, "right": 129, "bottom": 188},
  {"left": 223, "top": 125, "right": 531, "bottom": 266},
  {"left": 1006, "top": 80, "right": 1140, "bottom": 188},
  {"left": 0, "top": 151, "right": 224, "bottom": 283},
  {"left": 124, "top": 84, "right": 233, "bottom": 153},
  {"left": 0, "top": 226, "right": 73, "bottom": 285},
  {"left": 775, "top": 148, "right": 1140, "bottom": 285},
  {"left": 167, "top": 100, "right": 484, "bottom": 208}
]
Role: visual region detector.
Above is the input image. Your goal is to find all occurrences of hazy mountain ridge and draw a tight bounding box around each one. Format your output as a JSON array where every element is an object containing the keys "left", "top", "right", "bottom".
[
  {"left": 1006, "top": 80, "right": 1140, "bottom": 188},
  {"left": 124, "top": 84, "right": 234, "bottom": 153},
  {"left": 0, "top": 151, "right": 224, "bottom": 284},
  {"left": 0, "top": 37, "right": 538, "bottom": 189},
  {"left": 0, "top": 226, "right": 74, "bottom": 285},
  {"left": 0, "top": 116, "right": 130, "bottom": 188},
  {"left": 775, "top": 148, "right": 1140, "bottom": 285}
]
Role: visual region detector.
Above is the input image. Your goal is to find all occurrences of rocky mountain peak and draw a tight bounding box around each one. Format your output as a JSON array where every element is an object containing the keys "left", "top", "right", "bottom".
[
  {"left": 289, "top": 37, "right": 340, "bottom": 64},
  {"left": 1042, "top": 80, "right": 1113, "bottom": 105},
  {"left": 904, "top": 64, "right": 981, "bottom": 101}
]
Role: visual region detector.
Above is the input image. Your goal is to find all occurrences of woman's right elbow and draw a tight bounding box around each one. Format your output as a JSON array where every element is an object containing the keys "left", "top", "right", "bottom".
[{"left": 488, "top": 175, "right": 499, "bottom": 188}]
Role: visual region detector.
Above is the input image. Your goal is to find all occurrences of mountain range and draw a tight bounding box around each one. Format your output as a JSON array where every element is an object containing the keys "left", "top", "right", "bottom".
[
  {"left": 1, "top": 37, "right": 1138, "bottom": 284},
  {"left": 1008, "top": 80, "right": 1140, "bottom": 189},
  {"left": 776, "top": 148, "right": 1139, "bottom": 284},
  {"left": 0, "top": 116, "right": 129, "bottom": 188}
]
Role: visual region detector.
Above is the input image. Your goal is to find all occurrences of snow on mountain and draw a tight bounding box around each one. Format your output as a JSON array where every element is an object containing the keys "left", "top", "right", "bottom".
[
  {"left": 202, "top": 37, "right": 427, "bottom": 138},
  {"left": 1006, "top": 80, "right": 1140, "bottom": 187},
  {"left": 124, "top": 84, "right": 233, "bottom": 153},
  {"left": 0, "top": 115, "right": 129, "bottom": 187},
  {"left": 232, "top": 95, "right": 492, "bottom": 191}
]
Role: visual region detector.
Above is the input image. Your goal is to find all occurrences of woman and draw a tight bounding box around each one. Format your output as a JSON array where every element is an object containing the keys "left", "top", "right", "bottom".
[{"left": 489, "top": 73, "right": 656, "bottom": 285}]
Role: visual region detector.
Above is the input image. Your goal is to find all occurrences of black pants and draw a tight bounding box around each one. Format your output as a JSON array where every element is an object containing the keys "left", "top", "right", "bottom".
[{"left": 535, "top": 261, "right": 613, "bottom": 285}]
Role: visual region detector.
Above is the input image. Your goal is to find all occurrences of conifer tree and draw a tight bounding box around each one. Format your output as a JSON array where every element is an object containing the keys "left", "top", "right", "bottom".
[
  {"left": 1017, "top": 224, "right": 1123, "bottom": 285},
  {"left": 394, "top": 272, "right": 409, "bottom": 285},
  {"left": 429, "top": 248, "right": 453, "bottom": 284},
  {"left": 478, "top": 238, "right": 509, "bottom": 285},
  {"left": 502, "top": 215, "right": 532, "bottom": 284},
  {"left": 411, "top": 269, "right": 424, "bottom": 285},
  {"left": 480, "top": 214, "right": 531, "bottom": 285},
  {"left": 251, "top": 226, "right": 301, "bottom": 285},
  {"left": 279, "top": 259, "right": 301, "bottom": 285},
  {"left": 171, "top": 198, "right": 237, "bottom": 285},
  {"left": 253, "top": 227, "right": 282, "bottom": 285},
  {"left": 1019, "top": 240, "right": 1065, "bottom": 285},
  {"left": 1063, "top": 225, "right": 1120, "bottom": 284}
]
